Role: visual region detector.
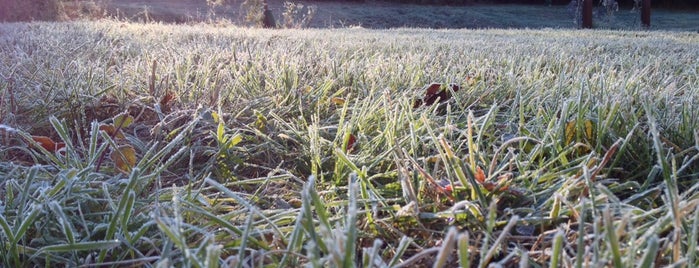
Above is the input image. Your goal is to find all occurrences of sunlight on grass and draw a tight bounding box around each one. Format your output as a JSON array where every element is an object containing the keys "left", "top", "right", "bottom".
[{"left": 0, "top": 20, "right": 698, "bottom": 267}]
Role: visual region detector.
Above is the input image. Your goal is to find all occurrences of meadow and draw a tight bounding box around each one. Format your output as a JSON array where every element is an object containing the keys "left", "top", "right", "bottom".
[{"left": 0, "top": 20, "right": 698, "bottom": 267}]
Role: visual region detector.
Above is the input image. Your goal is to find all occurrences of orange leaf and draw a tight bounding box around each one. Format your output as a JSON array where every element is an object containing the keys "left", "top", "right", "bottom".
[
  {"left": 474, "top": 166, "right": 486, "bottom": 183},
  {"left": 99, "top": 124, "right": 125, "bottom": 139},
  {"left": 330, "top": 97, "right": 346, "bottom": 105},
  {"left": 31, "top": 135, "right": 65, "bottom": 152},
  {"left": 111, "top": 145, "right": 137, "bottom": 173}
]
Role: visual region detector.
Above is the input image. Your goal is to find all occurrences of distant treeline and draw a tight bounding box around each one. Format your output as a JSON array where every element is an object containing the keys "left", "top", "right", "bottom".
[
  {"left": 343, "top": 0, "right": 697, "bottom": 9},
  {"left": 0, "top": 0, "right": 106, "bottom": 22}
]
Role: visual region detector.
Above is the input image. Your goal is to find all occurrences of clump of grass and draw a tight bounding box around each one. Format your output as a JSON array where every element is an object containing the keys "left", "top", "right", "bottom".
[{"left": 0, "top": 21, "right": 698, "bottom": 267}]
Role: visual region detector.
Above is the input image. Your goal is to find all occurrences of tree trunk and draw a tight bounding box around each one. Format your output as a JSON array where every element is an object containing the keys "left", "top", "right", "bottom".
[
  {"left": 641, "top": 0, "right": 651, "bottom": 28},
  {"left": 582, "top": 0, "right": 593, "bottom": 29}
]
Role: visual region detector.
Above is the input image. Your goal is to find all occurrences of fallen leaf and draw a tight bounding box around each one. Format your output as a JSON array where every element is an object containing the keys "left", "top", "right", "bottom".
[
  {"left": 99, "top": 124, "right": 125, "bottom": 139},
  {"left": 474, "top": 166, "right": 486, "bottom": 183},
  {"left": 330, "top": 97, "right": 346, "bottom": 105},
  {"left": 160, "top": 91, "right": 175, "bottom": 113},
  {"left": 31, "top": 135, "right": 65, "bottom": 152},
  {"left": 413, "top": 83, "right": 460, "bottom": 108},
  {"left": 345, "top": 133, "right": 357, "bottom": 153},
  {"left": 564, "top": 119, "right": 595, "bottom": 145},
  {"left": 113, "top": 113, "right": 134, "bottom": 129},
  {"left": 254, "top": 111, "right": 267, "bottom": 131},
  {"left": 111, "top": 145, "right": 137, "bottom": 173}
]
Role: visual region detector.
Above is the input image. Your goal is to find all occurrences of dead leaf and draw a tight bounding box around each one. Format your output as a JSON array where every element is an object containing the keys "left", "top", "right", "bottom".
[
  {"left": 330, "top": 97, "right": 346, "bottom": 105},
  {"left": 564, "top": 119, "right": 595, "bottom": 145},
  {"left": 413, "top": 83, "right": 460, "bottom": 108},
  {"left": 111, "top": 145, "right": 137, "bottom": 173},
  {"left": 345, "top": 133, "right": 357, "bottom": 153},
  {"left": 31, "top": 135, "right": 65, "bottom": 152},
  {"left": 160, "top": 91, "right": 175, "bottom": 113},
  {"left": 474, "top": 166, "right": 486, "bottom": 183},
  {"left": 99, "top": 124, "right": 125, "bottom": 139}
]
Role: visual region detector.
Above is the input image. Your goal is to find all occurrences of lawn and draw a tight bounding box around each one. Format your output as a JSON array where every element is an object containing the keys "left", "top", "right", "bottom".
[{"left": 0, "top": 19, "right": 698, "bottom": 267}]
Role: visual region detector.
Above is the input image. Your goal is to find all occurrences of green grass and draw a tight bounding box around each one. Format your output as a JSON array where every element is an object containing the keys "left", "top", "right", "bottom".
[{"left": 0, "top": 20, "right": 698, "bottom": 267}]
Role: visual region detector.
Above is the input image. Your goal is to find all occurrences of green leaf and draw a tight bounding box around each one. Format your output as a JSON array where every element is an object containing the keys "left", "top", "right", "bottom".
[{"left": 113, "top": 112, "right": 134, "bottom": 129}]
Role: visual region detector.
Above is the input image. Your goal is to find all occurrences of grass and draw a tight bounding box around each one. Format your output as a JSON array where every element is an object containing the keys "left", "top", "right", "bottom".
[{"left": 0, "top": 20, "right": 698, "bottom": 267}]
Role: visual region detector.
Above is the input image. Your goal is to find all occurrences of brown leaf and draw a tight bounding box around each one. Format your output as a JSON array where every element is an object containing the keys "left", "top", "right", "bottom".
[
  {"left": 160, "top": 91, "right": 175, "bottom": 113},
  {"left": 111, "top": 145, "right": 137, "bottom": 173},
  {"left": 99, "top": 124, "right": 125, "bottom": 139},
  {"left": 414, "top": 83, "right": 460, "bottom": 108}
]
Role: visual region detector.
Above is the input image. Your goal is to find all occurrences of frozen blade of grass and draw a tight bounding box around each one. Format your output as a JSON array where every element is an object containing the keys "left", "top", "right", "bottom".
[
  {"left": 98, "top": 168, "right": 141, "bottom": 262},
  {"left": 49, "top": 116, "right": 80, "bottom": 167},
  {"left": 154, "top": 215, "right": 187, "bottom": 258},
  {"left": 0, "top": 213, "right": 18, "bottom": 264},
  {"left": 334, "top": 148, "right": 364, "bottom": 177},
  {"left": 48, "top": 201, "right": 76, "bottom": 244},
  {"left": 362, "top": 239, "right": 386, "bottom": 267},
  {"left": 480, "top": 215, "right": 519, "bottom": 268},
  {"left": 236, "top": 209, "right": 256, "bottom": 268},
  {"left": 394, "top": 248, "right": 441, "bottom": 268},
  {"left": 689, "top": 204, "right": 699, "bottom": 266},
  {"left": 281, "top": 176, "right": 315, "bottom": 266},
  {"left": 202, "top": 178, "right": 272, "bottom": 249},
  {"left": 87, "top": 121, "right": 101, "bottom": 165},
  {"left": 550, "top": 229, "right": 564, "bottom": 268},
  {"left": 205, "top": 244, "right": 222, "bottom": 268},
  {"left": 343, "top": 173, "right": 359, "bottom": 268},
  {"left": 458, "top": 231, "right": 470, "bottom": 268},
  {"left": 179, "top": 202, "right": 249, "bottom": 239},
  {"left": 120, "top": 191, "right": 136, "bottom": 232},
  {"left": 9, "top": 203, "right": 42, "bottom": 263},
  {"left": 646, "top": 103, "right": 683, "bottom": 263},
  {"left": 0, "top": 214, "right": 15, "bottom": 244},
  {"left": 388, "top": 236, "right": 413, "bottom": 267},
  {"left": 46, "top": 168, "right": 75, "bottom": 198},
  {"left": 439, "top": 137, "right": 486, "bottom": 207},
  {"left": 638, "top": 235, "right": 659, "bottom": 268},
  {"left": 603, "top": 208, "right": 623, "bottom": 268},
  {"left": 15, "top": 165, "right": 38, "bottom": 222},
  {"left": 433, "top": 227, "right": 458, "bottom": 268},
  {"left": 575, "top": 199, "right": 586, "bottom": 268},
  {"left": 37, "top": 240, "right": 121, "bottom": 253}
]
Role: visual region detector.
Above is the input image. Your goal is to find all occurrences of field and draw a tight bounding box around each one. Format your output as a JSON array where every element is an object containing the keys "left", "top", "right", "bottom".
[
  {"left": 1, "top": 18, "right": 699, "bottom": 267},
  {"left": 107, "top": 0, "right": 699, "bottom": 30}
]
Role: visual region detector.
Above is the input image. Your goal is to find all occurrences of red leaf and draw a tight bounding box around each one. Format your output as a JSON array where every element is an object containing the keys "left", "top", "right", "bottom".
[{"left": 345, "top": 134, "right": 357, "bottom": 153}]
